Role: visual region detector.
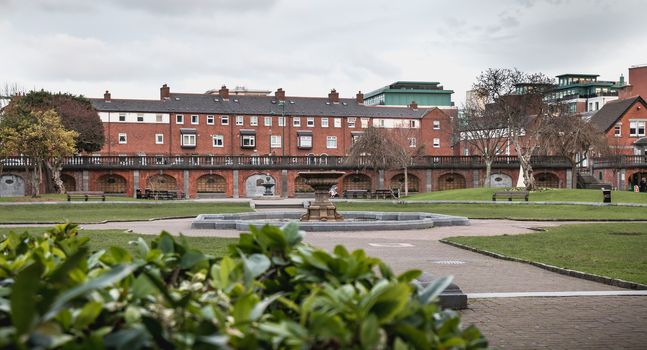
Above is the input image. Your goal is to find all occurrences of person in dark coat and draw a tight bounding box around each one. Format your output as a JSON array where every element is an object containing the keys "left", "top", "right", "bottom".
[{"left": 640, "top": 178, "right": 647, "bottom": 192}]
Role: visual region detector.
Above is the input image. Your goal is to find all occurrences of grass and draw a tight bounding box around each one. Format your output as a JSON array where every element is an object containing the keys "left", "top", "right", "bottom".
[
  {"left": 443, "top": 223, "right": 647, "bottom": 285},
  {"left": 405, "top": 188, "right": 647, "bottom": 204},
  {"left": 0, "top": 227, "right": 237, "bottom": 257},
  {"left": 336, "top": 202, "right": 647, "bottom": 220},
  {"left": 0, "top": 194, "right": 140, "bottom": 202},
  {"left": 0, "top": 202, "right": 252, "bottom": 223}
]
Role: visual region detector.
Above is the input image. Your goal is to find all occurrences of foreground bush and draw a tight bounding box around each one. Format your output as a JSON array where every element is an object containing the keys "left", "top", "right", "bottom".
[{"left": 0, "top": 223, "right": 487, "bottom": 349}]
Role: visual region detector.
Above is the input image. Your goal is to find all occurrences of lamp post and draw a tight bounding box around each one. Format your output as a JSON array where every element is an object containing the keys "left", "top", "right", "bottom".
[{"left": 279, "top": 100, "right": 286, "bottom": 157}]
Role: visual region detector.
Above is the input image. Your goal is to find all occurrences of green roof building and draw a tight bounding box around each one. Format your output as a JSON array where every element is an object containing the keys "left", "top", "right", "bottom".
[
  {"left": 544, "top": 74, "right": 623, "bottom": 113},
  {"left": 364, "top": 81, "right": 454, "bottom": 107}
]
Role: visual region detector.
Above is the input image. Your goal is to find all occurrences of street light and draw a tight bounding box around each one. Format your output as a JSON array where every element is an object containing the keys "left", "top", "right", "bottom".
[{"left": 278, "top": 100, "right": 286, "bottom": 157}]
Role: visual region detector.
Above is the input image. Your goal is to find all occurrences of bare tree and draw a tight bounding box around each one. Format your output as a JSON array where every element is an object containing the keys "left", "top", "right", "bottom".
[
  {"left": 346, "top": 126, "right": 402, "bottom": 190},
  {"left": 388, "top": 126, "right": 425, "bottom": 196},
  {"left": 472, "top": 68, "right": 554, "bottom": 190}
]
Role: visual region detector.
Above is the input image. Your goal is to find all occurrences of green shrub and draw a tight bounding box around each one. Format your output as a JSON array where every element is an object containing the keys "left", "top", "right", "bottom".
[{"left": 0, "top": 222, "right": 487, "bottom": 349}]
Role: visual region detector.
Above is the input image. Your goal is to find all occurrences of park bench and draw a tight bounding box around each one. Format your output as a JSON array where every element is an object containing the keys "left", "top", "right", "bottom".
[
  {"left": 343, "top": 189, "right": 369, "bottom": 199},
  {"left": 492, "top": 190, "right": 529, "bottom": 202},
  {"left": 139, "top": 189, "right": 182, "bottom": 200},
  {"left": 67, "top": 191, "right": 106, "bottom": 202},
  {"left": 372, "top": 189, "right": 399, "bottom": 199}
]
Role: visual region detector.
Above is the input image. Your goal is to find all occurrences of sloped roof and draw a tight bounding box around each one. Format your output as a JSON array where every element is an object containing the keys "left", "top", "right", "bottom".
[
  {"left": 590, "top": 96, "right": 645, "bottom": 132},
  {"left": 91, "top": 93, "right": 450, "bottom": 119}
]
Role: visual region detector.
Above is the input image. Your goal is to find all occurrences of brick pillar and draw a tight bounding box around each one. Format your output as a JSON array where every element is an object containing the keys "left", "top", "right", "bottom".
[
  {"left": 426, "top": 169, "right": 432, "bottom": 192},
  {"left": 183, "top": 170, "right": 190, "bottom": 199},
  {"left": 82, "top": 170, "right": 89, "bottom": 191},
  {"left": 378, "top": 170, "right": 385, "bottom": 189},
  {"left": 473, "top": 169, "right": 480, "bottom": 188},
  {"left": 282, "top": 169, "right": 288, "bottom": 198},
  {"left": 233, "top": 170, "right": 239, "bottom": 198},
  {"left": 566, "top": 169, "right": 573, "bottom": 189},
  {"left": 620, "top": 169, "right": 626, "bottom": 190},
  {"left": 133, "top": 170, "right": 140, "bottom": 198}
]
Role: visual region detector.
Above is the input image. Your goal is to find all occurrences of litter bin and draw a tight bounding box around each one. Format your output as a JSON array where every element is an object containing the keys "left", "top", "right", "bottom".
[{"left": 602, "top": 188, "right": 611, "bottom": 203}]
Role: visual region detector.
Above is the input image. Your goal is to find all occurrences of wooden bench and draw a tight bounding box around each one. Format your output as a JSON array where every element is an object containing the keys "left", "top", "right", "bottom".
[
  {"left": 343, "top": 190, "right": 369, "bottom": 199},
  {"left": 140, "top": 189, "right": 182, "bottom": 200},
  {"left": 67, "top": 191, "right": 106, "bottom": 202},
  {"left": 492, "top": 190, "right": 529, "bottom": 201},
  {"left": 372, "top": 189, "right": 398, "bottom": 199}
]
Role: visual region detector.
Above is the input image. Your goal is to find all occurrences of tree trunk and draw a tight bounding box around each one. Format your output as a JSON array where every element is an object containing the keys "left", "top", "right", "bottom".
[
  {"left": 519, "top": 155, "right": 535, "bottom": 191},
  {"left": 46, "top": 160, "right": 66, "bottom": 193},
  {"left": 43, "top": 161, "right": 57, "bottom": 193},
  {"left": 404, "top": 166, "right": 409, "bottom": 197},
  {"left": 31, "top": 161, "right": 42, "bottom": 197},
  {"left": 484, "top": 158, "right": 493, "bottom": 187}
]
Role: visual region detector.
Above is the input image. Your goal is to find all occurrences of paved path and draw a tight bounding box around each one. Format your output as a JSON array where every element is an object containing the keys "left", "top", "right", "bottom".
[{"left": 70, "top": 218, "right": 647, "bottom": 349}]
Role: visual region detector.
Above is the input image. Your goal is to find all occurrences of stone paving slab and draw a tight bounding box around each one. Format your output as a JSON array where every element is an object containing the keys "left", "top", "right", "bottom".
[{"left": 460, "top": 296, "right": 647, "bottom": 350}]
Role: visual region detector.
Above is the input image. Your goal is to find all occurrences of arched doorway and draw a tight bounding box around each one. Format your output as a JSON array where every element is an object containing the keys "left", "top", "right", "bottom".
[
  {"left": 294, "top": 176, "right": 314, "bottom": 195},
  {"left": 535, "top": 172, "right": 560, "bottom": 188},
  {"left": 0, "top": 174, "right": 26, "bottom": 197},
  {"left": 245, "top": 174, "right": 276, "bottom": 197},
  {"left": 629, "top": 172, "right": 647, "bottom": 191},
  {"left": 196, "top": 174, "right": 226, "bottom": 197},
  {"left": 97, "top": 174, "right": 127, "bottom": 194},
  {"left": 437, "top": 173, "right": 466, "bottom": 191},
  {"left": 146, "top": 174, "right": 178, "bottom": 191},
  {"left": 61, "top": 174, "right": 76, "bottom": 192},
  {"left": 343, "top": 173, "right": 371, "bottom": 191},
  {"left": 489, "top": 173, "right": 512, "bottom": 188},
  {"left": 390, "top": 173, "right": 420, "bottom": 193}
]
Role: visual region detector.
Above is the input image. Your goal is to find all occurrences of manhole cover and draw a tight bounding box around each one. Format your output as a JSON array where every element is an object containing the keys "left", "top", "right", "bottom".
[
  {"left": 431, "top": 260, "right": 466, "bottom": 265},
  {"left": 368, "top": 243, "right": 414, "bottom": 248}
]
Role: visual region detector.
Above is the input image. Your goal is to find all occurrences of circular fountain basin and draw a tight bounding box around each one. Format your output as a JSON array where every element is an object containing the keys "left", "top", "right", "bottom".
[{"left": 191, "top": 211, "right": 469, "bottom": 232}]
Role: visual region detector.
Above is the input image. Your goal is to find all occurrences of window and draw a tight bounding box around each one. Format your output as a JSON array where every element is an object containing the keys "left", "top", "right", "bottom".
[
  {"left": 137, "top": 114, "right": 144, "bottom": 122},
  {"left": 464, "top": 148, "right": 469, "bottom": 156},
  {"left": 321, "top": 118, "right": 329, "bottom": 128},
  {"left": 118, "top": 133, "right": 127, "bottom": 144},
  {"left": 433, "top": 138, "right": 440, "bottom": 148},
  {"left": 361, "top": 118, "right": 369, "bottom": 128},
  {"left": 264, "top": 116, "right": 272, "bottom": 126},
  {"left": 250, "top": 116, "right": 258, "bottom": 126},
  {"left": 293, "top": 117, "right": 301, "bottom": 127},
  {"left": 182, "top": 134, "right": 196, "bottom": 147},
  {"left": 241, "top": 135, "right": 255, "bottom": 148},
  {"left": 298, "top": 135, "right": 312, "bottom": 148},
  {"left": 614, "top": 123, "right": 622, "bottom": 137},
  {"left": 212, "top": 134, "right": 224, "bottom": 147},
  {"left": 408, "top": 137, "right": 416, "bottom": 148},
  {"left": 630, "top": 121, "right": 646, "bottom": 137},
  {"left": 191, "top": 115, "right": 199, "bottom": 124},
  {"left": 327, "top": 136, "right": 337, "bottom": 149},
  {"left": 271, "top": 135, "right": 282, "bottom": 148},
  {"left": 236, "top": 115, "right": 244, "bottom": 126},
  {"left": 176, "top": 115, "right": 184, "bottom": 124},
  {"left": 377, "top": 119, "right": 385, "bottom": 128},
  {"left": 155, "top": 134, "right": 164, "bottom": 144},
  {"left": 351, "top": 133, "right": 362, "bottom": 144},
  {"left": 119, "top": 114, "right": 126, "bottom": 122},
  {"left": 221, "top": 115, "right": 229, "bottom": 125},
  {"left": 409, "top": 120, "right": 418, "bottom": 128},
  {"left": 589, "top": 103, "right": 593, "bottom": 112},
  {"left": 156, "top": 114, "right": 163, "bottom": 122},
  {"left": 348, "top": 117, "right": 356, "bottom": 128},
  {"left": 595, "top": 101, "right": 599, "bottom": 110},
  {"left": 307, "top": 117, "right": 315, "bottom": 127},
  {"left": 278, "top": 117, "right": 285, "bottom": 126},
  {"left": 334, "top": 118, "right": 342, "bottom": 128},
  {"left": 433, "top": 120, "right": 440, "bottom": 130},
  {"left": 207, "top": 115, "right": 215, "bottom": 125}
]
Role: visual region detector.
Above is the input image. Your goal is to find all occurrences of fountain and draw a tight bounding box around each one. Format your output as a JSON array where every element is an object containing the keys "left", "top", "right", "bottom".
[
  {"left": 261, "top": 176, "right": 275, "bottom": 196},
  {"left": 298, "top": 171, "right": 344, "bottom": 221}
]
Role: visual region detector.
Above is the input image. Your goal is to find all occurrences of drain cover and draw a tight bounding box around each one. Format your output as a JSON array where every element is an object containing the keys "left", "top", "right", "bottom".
[
  {"left": 431, "top": 260, "right": 466, "bottom": 265},
  {"left": 368, "top": 243, "right": 414, "bottom": 248}
]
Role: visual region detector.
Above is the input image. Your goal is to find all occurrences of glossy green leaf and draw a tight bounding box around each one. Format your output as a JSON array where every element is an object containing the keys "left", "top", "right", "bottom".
[
  {"left": 360, "top": 314, "right": 380, "bottom": 349},
  {"left": 74, "top": 301, "right": 103, "bottom": 329},
  {"left": 418, "top": 275, "right": 453, "bottom": 305},
  {"left": 11, "top": 261, "right": 44, "bottom": 336}
]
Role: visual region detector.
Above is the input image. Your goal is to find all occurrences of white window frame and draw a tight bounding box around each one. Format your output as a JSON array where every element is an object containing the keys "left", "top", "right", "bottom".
[
  {"left": 307, "top": 117, "right": 315, "bottom": 127},
  {"left": 410, "top": 120, "right": 418, "bottom": 128},
  {"left": 207, "top": 115, "right": 215, "bottom": 125},
  {"left": 298, "top": 135, "right": 312, "bottom": 148},
  {"left": 278, "top": 117, "right": 285, "bottom": 126},
  {"left": 321, "top": 118, "right": 329, "bottom": 128},
  {"left": 361, "top": 118, "right": 369, "bottom": 128},
  {"left": 118, "top": 113, "right": 126, "bottom": 122},
  {"left": 176, "top": 114, "right": 184, "bottom": 124},
  {"left": 270, "top": 135, "right": 281, "bottom": 148},
  {"left": 156, "top": 114, "right": 163, "bottom": 123},
  {"left": 348, "top": 117, "right": 356, "bottom": 128},
  {"left": 236, "top": 115, "right": 244, "bottom": 126},
  {"left": 191, "top": 115, "right": 199, "bottom": 125},
  {"left": 221, "top": 115, "right": 229, "bottom": 125},
  {"left": 118, "top": 133, "right": 127, "bottom": 144},
  {"left": 212, "top": 134, "right": 224, "bottom": 148},
  {"left": 250, "top": 116, "right": 258, "bottom": 126},
  {"left": 614, "top": 123, "right": 622, "bottom": 137},
  {"left": 293, "top": 117, "right": 301, "bottom": 127},
  {"left": 433, "top": 120, "right": 440, "bottom": 130},
  {"left": 630, "top": 121, "right": 646, "bottom": 137},
  {"left": 433, "top": 138, "right": 440, "bottom": 148},
  {"left": 181, "top": 134, "right": 196, "bottom": 147},
  {"left": 334, "top": 118, "right": 342, "bottom": 128},
  {"left": 326, "top": 136, "right": 337, "bottom": 149},
  {"left": 264, "top": 116, "right": 272, "bottom": 126},
  {"left": 155, "top": 134, "right": 164, "bottom": 144},
  {"left": 241, "top": 135, "right": 256, "bottom": 147},
  {"left": 408, "top": 137, "right": 416, "bottom": 148},
  {"left": 137, "top": 114, "right": 144, "bottom": 122}
]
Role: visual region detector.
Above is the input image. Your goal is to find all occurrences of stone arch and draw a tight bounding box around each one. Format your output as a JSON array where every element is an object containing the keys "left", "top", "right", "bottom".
[
  {"left": 629, "top": 171, "right": 647, "bottom": 190},
  {"left": 437, "top": 173, "right": 466, "bottom": 191},
  {"left": 97, "top": 174, "right": 127, "bottom": 194},
  {"left": 61, "top": 174, "right": 76, "bottom": 192},
  {"left": 343, "top": 173, "right": 371, "bottom": 191},
  {"left": 295, "top": 175, "right": 314, "bottom": 193},
  {"left": 245, "top": 173, "right": 276, "bottom": 197},
  {"left": 535, "top": 172, "right": 560, "bottom": 188},
  {"left": 489, "top": 173, "right": 513, "bottom": 188},
  {"left": 390, "top": 173, "right": 420, "bottom": 193},
  {"left": 147, "top": 174, "right": 178, "bottom": 191},
  {"left": 0, "top": 174, "right": 26, "bottom": 197},
  {"left": 196, "top": 174, "right": 226, "bottom": 193}
]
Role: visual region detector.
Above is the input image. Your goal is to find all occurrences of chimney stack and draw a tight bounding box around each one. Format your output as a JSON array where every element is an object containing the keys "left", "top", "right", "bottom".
[
  {"left": 356, "top": 91, "right": 364, "bottom": 104},
  {"left": 275, "top": 88, "right": 286, "bottom": 101},
  {"left": 104, "top": 90, "right": 111, "bottom": 102},
  {"left": 160, "top": 84, "right": 170, "bottom": 100},
  {"left": 328, "top": 89, "right": 339, "bottom": 103},
  {"left": 409, "top": 101, "right": 418, "bottom": 109},
  {"left": 219, "top": 85, "right": 230, "bottom": 100}
]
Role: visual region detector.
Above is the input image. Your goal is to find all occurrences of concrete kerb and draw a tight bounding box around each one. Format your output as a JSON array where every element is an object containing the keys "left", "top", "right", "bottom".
[{"left": 440, "top": 239, "right": 647, "bottom": 291}]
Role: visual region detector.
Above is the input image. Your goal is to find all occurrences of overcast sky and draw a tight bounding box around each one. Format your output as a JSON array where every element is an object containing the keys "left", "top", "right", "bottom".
[{"left": 1, "top": 0, "right": 646, "bottom": 105}]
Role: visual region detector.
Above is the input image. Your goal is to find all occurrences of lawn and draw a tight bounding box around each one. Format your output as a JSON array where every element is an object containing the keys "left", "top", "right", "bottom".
[
  {"left": 0, "top": 227, "right": 237, "bottom": 257},
  {"left": 0, "top": 202, "right": 252, "bottom": 223},
  {"left": 405, "top": 188, "right": 647, "bottom": 204},
  {"left": 336, "top": 202, "right": 647, "bottom": 220},
  {"left": 442, "top": 223, "right": 647, "bottom": 285}
]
